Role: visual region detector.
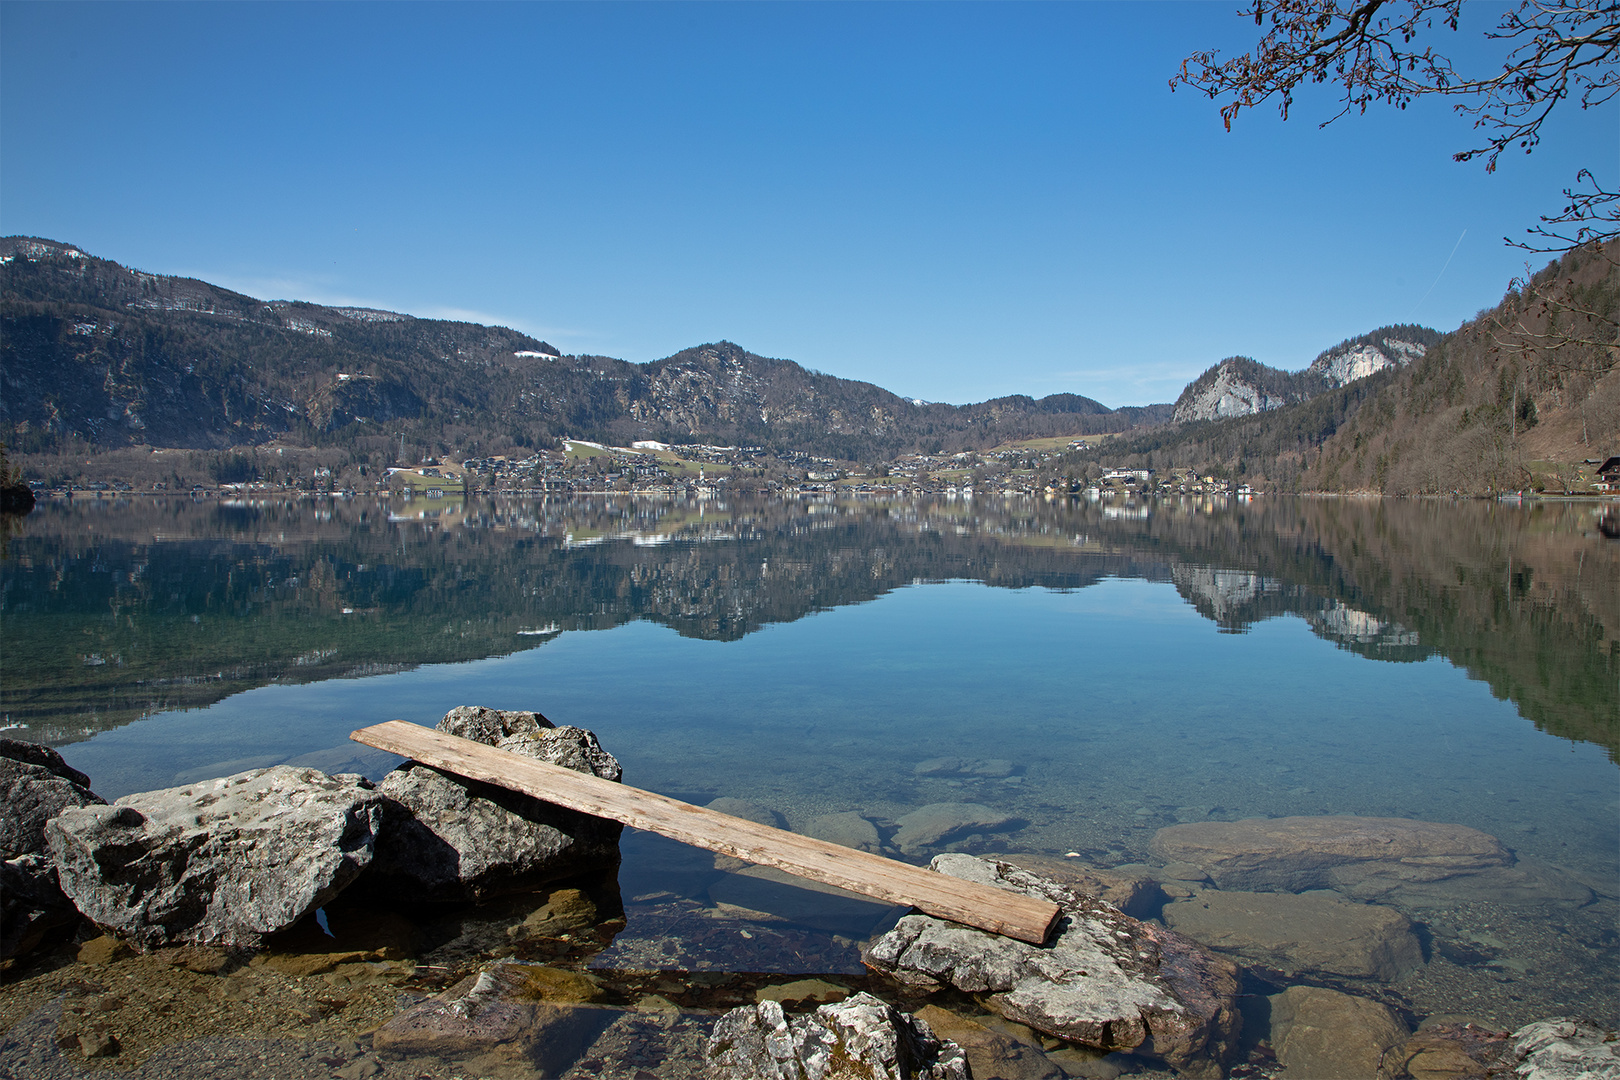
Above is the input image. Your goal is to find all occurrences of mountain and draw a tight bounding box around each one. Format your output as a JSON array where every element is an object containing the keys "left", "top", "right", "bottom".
[
  {"left": 0, "top": 237, "right": 1165, "bottom": 462},
  {"left": 1073, "top": 242, "right": 1618, "bottom": 495},
  {"left": 1306, "top": 325, "right": 1440, "bottom": 387},
  {"left": 1305, "top": 245, "right": 1619, "bottom": 494},
  {"left": 1170, "top": 325, "right": 1439, "bottom": 424},
  {"left": 1171, "top": 356, "right": 1326, "bottom": 422}
]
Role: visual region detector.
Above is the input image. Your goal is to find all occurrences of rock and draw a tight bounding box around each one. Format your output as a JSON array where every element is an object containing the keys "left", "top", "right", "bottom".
[
  {"left": 1, "top": 853, "right": 80, "bottom": 959},
  {"left": 262, "top": 906, "right": 422, "bottom": 974},
  {"left": 915, "top": 757, "right": 1016, "bottom": 778},
  {"left": 77, "top": 1032, "right": 120, "bottom": 1058},
  {"left": 1266, "top": 986, "right": 1408, "bottom": 1079},
  {"left": 913, "top": 1004, "right": 1067, "bottom": 1080},
  {"left": 804, "top": 811, "right": 884, "bottom": 853},
  {"left": 706, "top": 797, "right": 785, "bottom": 828},
  {"left": 754, "top": 979, "right": 849, "bottom": 1006},
  {"left": 1162, "top": 889, "right": 1423, "bottom": 980},
  {"left": 0, "top": 737, "right": 93, "bottom": 789},
  {"left": 0, "top": 740, "right": 103, "bottom": 960},
  {"left": 1349, "top": 855, "right": 1595, "bottom": 908},
  {"left": 1398, "top": 1023, "right": 1514, "bottom": 1080},
  {"left": 508, "top": 887, "right": 600, "bottom": 940},
  {"left": 0, "top": 747, "right": 103, "bottom": 860},
  {"left": 708, "top": 865, "right": 900, "bottom": 937},
  {"left": 437, "top": 705, "right": 620, "bottom": 780},
  {"left": 45, "top": 766, "right": 386, "bottom": 949},
  {"left": 891, "top": 803, "right": 1020, "bottom": 855},
  {"left": 373, "top": 963, "right": 615, "bottom": 1069},
  {"left": 1151, "top": 816, "right": 1510, "bottom": 894},
  {"left": 367, "top": 707, "right": 623, "bottom": 903},
  {"left": 863, "top": 854, "right": 1241, "bottom": 1076},
  {"left": 1157, "top": 861, "right": 1212, "bottom": 884},
  {"left": 998, "top": 854, "right": 1160, "bottom": 918},
  {"left": 1510, "top": 1018, "right": 1620, "bottom": 1080},
  {"left": 706, "top": 992, "right": 969, "bottom": 1080},
  {"left": 76, "top": 934, "right": 134, "bottom": 966}
]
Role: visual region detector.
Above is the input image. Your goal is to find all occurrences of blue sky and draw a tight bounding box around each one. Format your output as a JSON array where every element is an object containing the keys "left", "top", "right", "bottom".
[{"left": 2, "top": 2, "right": 1609, "bottom": 407}]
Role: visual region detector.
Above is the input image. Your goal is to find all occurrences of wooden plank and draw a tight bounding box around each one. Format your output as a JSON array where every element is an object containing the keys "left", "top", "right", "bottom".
[{"left": 351, "top": 720, "right": 1059, "bottom": 944}]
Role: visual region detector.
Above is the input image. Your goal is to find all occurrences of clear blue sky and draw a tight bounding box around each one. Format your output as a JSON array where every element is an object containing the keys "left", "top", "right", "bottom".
[{"left": 2, "top": 2, "right": 1609, "bottom": 407}]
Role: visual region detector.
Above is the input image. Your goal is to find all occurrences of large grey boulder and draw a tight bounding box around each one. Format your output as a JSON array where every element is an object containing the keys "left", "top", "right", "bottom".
[
  {"left": 706, "top": 992, "right": 969, "bottom": 1080},
  {"left": 1, "top": 738, "right": 103, "bottom": 860},
  {"left": 1511, "top": 1018, "right": 1620, "bottom": 1080},
  {"left": 367, "top": 706, "right": 623, "bottom": 903},
  {"left": 1150, "top": 816, "right": 1510, "bottom": 894},
  {"left": 0, "top": 739, "right": 103, "bottom": 959},
  {"left": 863, "top": 854, "right": 1241, "bottom": 1077},
  {"left": 1162, "top": 889, "right": 1423, "bottom": 981},
  {"left": 45, "top": 766, "right": 387, "bottom": 949}
]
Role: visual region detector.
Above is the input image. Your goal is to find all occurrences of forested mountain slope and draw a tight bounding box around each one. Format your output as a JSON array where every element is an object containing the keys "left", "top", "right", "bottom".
[
  {"left": 1083, "top": 243, "right": 1616, "bottom": 494},
  {"left": 0, "top": 237, "right": 1165, "bottom": 462},
  {"left": 1306, "top": 245, "right": 1619, "bottom": 494}
]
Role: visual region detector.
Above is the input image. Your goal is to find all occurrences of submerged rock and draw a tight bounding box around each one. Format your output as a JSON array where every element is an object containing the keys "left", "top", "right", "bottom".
[
  {"left": 862, "top": 854, "right": 1241, "bottom": 1076},
  {"left": 913, "top": 1004, "right": 1069, "bottom": 1080},
  {"left": 891, "top": 802, "right": 1020, "bottom": 855},
  {"left": 706, "top": 797, "right": 785, "bottom": 828},
  {"left": 1511, "top": 1018, "right": 1620, "bottom": 1080},
  {"left": 1398, "top": 1022, "right": 1514, "bottom": 1080},
  {"left": 374, "top": 963, "right": 615, "bottom": 1069},
  {"left": 1163, "top": 889, "right": 1423, "bottom": 981},
  {"left": 804, "top": 810, "right": 884, "bottom": 853},
  {"left": 1266, "top": 985, "right": 1408, "bottom": 1079},
  {"left": 706, "top": 992, "right": 969, "bottom": 1080},
  {"left": 45, "top": 766, "right": 386, "bottom": 949},
  {"left": 367, "top": 706, "right": 624, "bottom": 903},
  {"left": 1151, "top": 816, "right": 1511, "bottom": 894}
]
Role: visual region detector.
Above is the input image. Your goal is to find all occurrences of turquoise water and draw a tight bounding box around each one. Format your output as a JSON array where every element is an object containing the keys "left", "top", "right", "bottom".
[{"left": 7, "top": 494, "right": 1618, "bottom": 1030}]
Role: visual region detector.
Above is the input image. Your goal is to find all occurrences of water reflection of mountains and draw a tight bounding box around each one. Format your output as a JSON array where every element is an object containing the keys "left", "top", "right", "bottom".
[{"left": 3, "top": 495, "right": 1615, "bottom": 759}]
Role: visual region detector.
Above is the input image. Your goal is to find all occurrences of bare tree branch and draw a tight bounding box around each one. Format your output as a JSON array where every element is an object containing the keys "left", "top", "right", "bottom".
[{"left": 1172, "top": 1, "right": 1620, "bottom": 250}]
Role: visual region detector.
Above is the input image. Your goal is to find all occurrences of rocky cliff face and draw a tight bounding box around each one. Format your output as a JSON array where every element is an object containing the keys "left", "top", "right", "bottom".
[
  {"left": 1171, "top": 326, "right": 1441, "bottom": 424},
  {"left": 1171, "top": 357, "right": 1324, "bottom": 423},
  {"left": 1306, "top": 326, "right": 1440, "bottom": 388}
]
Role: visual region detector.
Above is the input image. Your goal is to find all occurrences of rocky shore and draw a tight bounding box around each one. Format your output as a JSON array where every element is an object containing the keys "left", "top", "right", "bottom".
[{"left": 4, "top": 716, "right": 1617, "bottom": 1079}]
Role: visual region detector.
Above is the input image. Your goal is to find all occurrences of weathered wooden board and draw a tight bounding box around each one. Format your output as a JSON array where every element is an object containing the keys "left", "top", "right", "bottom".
[{"left": 351, "top": 720, "right": 1059, "bottom": 944}]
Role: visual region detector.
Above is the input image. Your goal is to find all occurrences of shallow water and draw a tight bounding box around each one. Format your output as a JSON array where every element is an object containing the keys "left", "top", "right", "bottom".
[{"left": 4, "top": 493, "right": 1617, "bottom": 1067}]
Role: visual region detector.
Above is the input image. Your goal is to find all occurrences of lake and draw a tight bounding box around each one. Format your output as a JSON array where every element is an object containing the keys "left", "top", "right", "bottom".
[{"left": 3, "top": 492, "right": 1616, "bottom": 1075}]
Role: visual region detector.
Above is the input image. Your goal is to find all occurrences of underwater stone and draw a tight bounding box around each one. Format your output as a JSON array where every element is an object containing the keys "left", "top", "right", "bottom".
[
  {"left": 1266, "top": 986, "right": 1409, "bottom": 1080},
  {"left": 891, "top": 802, "right": 1020, "bottom": 854},
  {"left": 803, "top": 811, "right": 884, "bottom": 853},
  {"left": 1150, "top": 816, "right": 1511, "bottom": 893},
  {"left": 1163, "top": 889, "right": 1423, "bottom": 981}
]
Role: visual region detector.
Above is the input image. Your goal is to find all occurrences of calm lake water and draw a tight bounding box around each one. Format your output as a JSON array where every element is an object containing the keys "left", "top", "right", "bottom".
[{"left": 3, "top": 492, "right": 1617, "bottom": 1055}]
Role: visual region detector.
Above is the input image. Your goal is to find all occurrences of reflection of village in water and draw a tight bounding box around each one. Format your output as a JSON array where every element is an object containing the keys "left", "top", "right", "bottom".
[{"left": 2, "top": 492, "right": 1617, "bottom": 1077}]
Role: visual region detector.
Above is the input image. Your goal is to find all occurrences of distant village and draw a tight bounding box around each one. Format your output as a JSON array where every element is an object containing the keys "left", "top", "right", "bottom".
[{"left": 33, "top": 436, "right": 1282, "bottom": 503}]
